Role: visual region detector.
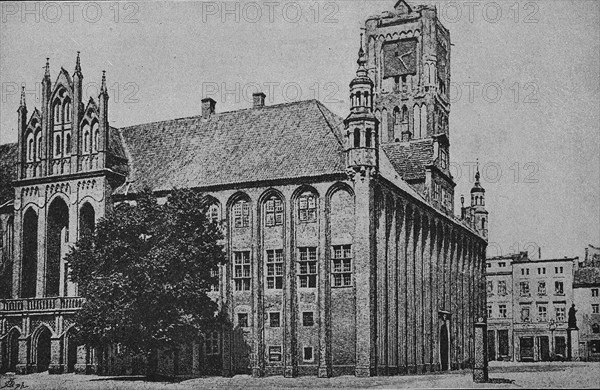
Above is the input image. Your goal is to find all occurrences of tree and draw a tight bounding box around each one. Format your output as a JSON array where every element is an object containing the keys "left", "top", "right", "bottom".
[{"left": 67, "top": 188, "right": 226, "bottom": 360}]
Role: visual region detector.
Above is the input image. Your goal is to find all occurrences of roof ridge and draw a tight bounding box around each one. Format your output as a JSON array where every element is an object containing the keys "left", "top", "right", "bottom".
[{"left": 119, "top": 99, "right": 321, "bottom": 132}]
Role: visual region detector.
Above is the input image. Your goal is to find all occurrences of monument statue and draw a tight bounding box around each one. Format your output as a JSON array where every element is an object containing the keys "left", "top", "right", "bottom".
[{"left": 568, "top": 304, "right": 578, "bottom": 330}]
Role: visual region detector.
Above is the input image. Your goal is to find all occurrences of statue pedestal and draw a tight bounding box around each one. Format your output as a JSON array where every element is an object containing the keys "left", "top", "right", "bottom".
[
  {"left": 568, "top": 328, "right": 579, "bottom": 361},
  {"left": 473, "top": 320, "right": 488, "bottom": 383}
]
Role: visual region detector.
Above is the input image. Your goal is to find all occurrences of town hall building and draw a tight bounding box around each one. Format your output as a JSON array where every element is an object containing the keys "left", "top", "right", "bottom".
[{"left": 0, "top": 1, "right": 488, "bottom": 378}]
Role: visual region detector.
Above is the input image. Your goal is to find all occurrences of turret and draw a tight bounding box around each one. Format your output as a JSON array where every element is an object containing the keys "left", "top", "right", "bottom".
[
  {"left": 344, "top": 34, "right": 379, "bottom": 178},
  {"left": 97, "top": 71, "right": 109, "bottom": 168},
  {"left": 470, "top": 164, "right": 488, "bottom": 238}
]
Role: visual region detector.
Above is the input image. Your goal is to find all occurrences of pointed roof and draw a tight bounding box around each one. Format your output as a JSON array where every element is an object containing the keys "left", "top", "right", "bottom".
[
  {"left": 471, "top": 162, "right": 485, "bottom": 193},
  {"left": 114, "top": 100, "right": 347, "bottom": 194},
  {"left": 54, "top": 67, "right": 73, "bottom": 90},
  {"left": 74, "top": 51, "right": 82, "bottom": 76},
  {"left": 393, "top": 0, "right": 413, "bottom": 15}
]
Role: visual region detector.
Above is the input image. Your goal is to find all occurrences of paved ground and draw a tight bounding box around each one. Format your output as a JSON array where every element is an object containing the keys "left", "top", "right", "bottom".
[{"left": 1, "top": 361, "right": 598, "bottom": 389}]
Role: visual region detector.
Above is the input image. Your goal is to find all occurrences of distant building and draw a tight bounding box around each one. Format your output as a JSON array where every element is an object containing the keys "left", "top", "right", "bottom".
[
  {"left": 486, "top": 253, "right": 578, "bottom": 362},
  {"left": 573, "top": 257, "right": 600, "bottom": 361}
]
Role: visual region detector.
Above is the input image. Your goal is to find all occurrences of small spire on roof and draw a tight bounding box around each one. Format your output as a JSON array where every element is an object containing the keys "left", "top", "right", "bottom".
[
  {"left": 100, "top": 70, "right": 107, "bottom": 94},
  {"left": 19, "top": 85, "right": 26, "bottom": 107},
  {"left": 75, "top": 51, "right": 82, "bottom": 73},
  {"left": 475, "top": 159, "right": 481, "bottom": 183},
  {"left": 44, "top": 58, "right": 50, "bottom": 78}
]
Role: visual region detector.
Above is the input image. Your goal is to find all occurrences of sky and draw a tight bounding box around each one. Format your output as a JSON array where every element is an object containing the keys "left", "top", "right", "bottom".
[{"left": 0, "top": 0, "right": 598, "bottom": 260}]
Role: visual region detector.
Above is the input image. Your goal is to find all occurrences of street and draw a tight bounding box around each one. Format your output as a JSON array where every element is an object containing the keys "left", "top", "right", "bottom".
[{"left": 1, "top": 361, "right": 598, "bottom": 389}]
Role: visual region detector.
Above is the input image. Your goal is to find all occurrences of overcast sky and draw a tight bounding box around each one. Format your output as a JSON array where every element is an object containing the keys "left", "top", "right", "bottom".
[{"left": 0, "top": 0, "right": 598, "bottom": 260}]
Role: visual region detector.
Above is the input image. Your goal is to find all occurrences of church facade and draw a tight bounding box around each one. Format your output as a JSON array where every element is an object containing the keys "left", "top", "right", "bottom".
[{"left": 0, "top": 1, "right": 488, "bottom": 378}]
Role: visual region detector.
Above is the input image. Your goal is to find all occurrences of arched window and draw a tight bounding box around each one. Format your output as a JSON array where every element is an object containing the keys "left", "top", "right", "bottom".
[
  {"left": 365, "top": 128, "right": 372, "bottom": 148},
  {"left": 83, "top": 124, "right": 90, "bottom": 153},
  {"left": 353, "top": 128, "right": 361, "bottom": 148},
  {"left": 36, "top": 131, "right": 42, "bottom": 161},
  {"left": 55, "top": 134, "right": 61, "bottom": 156},
  {"left": 401, "top": 105, "right": 408, "bottom": 123},
  {"left": 26, "top": 132, "right": 34, "bottom": 161},
  {"left": 63, "top": 100, "right": 71, "bottom": 123},
  {"left": 92, "top": 123, "right": 99, "bottom": 152},
  {"left": 364, "top": 91, "right": 370, "bottom": 108},
  {"left": 420, "top": 104, "right": 427, "bottom": 137},
  {"left": 298, "top": 192, "right": 317, "bottom": 223},
  {"left": 65, "top": 133, "right": 72, "bottom": 155},
  {"left": 393, "top": 106, "right": 400, "bottom": 125},
  {"left": 413, "top": 105, "right": 421, "bottom": 138},
  {"left": 482, "top": 218, "right": 486, "bottom": 230},
  {"left": 79, "top": 202, "right": 95, "bottom": 237},
  {"left": 54, "top": 103, "right": 61, "bottom": 123},
  {"left": 208, "top": 203, "right": 221, "bottom": 224},
  {"left": 265, "top": 195, "right": 283, "bottom": 227},
  {"left": 232, "top": 199, "right": 250, "bottom": 228}
]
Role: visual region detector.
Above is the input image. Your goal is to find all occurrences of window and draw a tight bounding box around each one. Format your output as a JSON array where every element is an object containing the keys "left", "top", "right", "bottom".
[
  {"left": 499, "top": 304, "right": 507, "bottom": 318},
  {"left": 269, "top": 312, "right": 281, "bottom": 327},
  {"left": 521, "top": 306, "right": 530, "bottom": 322},
  {"left": 487, "top": 304, "right": 492, "bottom": 318},
  {"left": 555, "top": 305, "right": 566, "bottom": 322},
  {"left": 487, "top": 281, "right": 494, "bottom": 295},
  {"left": 93, "top": 124, "right": 99, "bottom": 152},
  {"left": 538, "top": 281, "right": 546, "bottom": 296},
  {"left": 498, "top": 280, "right": 507, "bottom": 296},
  {"left": 238, "top": 313, "right": 248, "bottom": 328},
  {"left": 302, "top": 312, "right": 314, "bottom": 327},
  {"left": 210, "top": 267, "right": 220, "bottom": 292},
  {"left": 439, "top": 148, "right": 448, "bottom": 169},
  {"left": 266, "top": 249, "right": 284, "bottom": 290},
  {"left": 537, "top": 267, "right": 546, "bottom": 275},
  {"left": 55, "top": 134, "right": 61, "bottom": 156},
  {"left": 486, "top": 263, "right": 491, "bottom": 268},
  {"left": 26, "top": 134, "right": 34, "bottom": 162},
  {"left": 538, "top": 305, "right": 547, "bottom": 322},
  {"left": 593, "top": 304, "right": 599, "bottom": 314},
  {"left": 208, "top": 203, "right": 220, "bottom": 224},
  {"left": 298, "top": 193, "right": 317, "bottom": 223},
  {"left": 555, "top": 266, "right": 564, "bottom": 274},
  {"left": 354, "top": 128, "right": 360, "bottom": 147},
  {"left": 592, "top": 324, "right": 600, "bottom": 334},
  {"left": 592, "top": 288, "right": 599, "bottom": 297},
  {"left": 498, "top": 262, "right": 506, "bottom": 268},
  {"left": 555, "top": 281, "right": 564, "bottom": 295},
  {"left": 233, "top": 200, "right": 250, "bottom": 228},
  {"left": 206, "top": 331, "right": 220, "bottom": 355},
  {"left": 265, "top": 196, "right": 283, "bottom": 227},
  {"left": 303, "top": 347, "right": 314, "bottom": 362},
  {"left": 521, "top": 268, "right": 530, "bottom": 276},
  {"left": 64, "top": 101, "right": 71, "bottom": 122},
  {"left": 65, "top": 133, "right": 71, "bottom": 154},
  {"left": 54, "top": 103, "right": 61, "bottom": 123},
  {"left": 331, "top": 245, "right": 352, "bottom": 287},
  {"left": 234, "top": 251, "right": 251, "bottom": 291},
  {"left": 365, "top": 129, "right": 372, "bottom": 148},
  {"left": 83, "top": 126, "right": 90, "bottom": 153},
  {"left": 298, "top": 247, "right": 317, "bottom": 288},
  {"left": 520, "top": 281, "right": 530, "bottom": 296},
  {"left": 269, "top": 346, "right": 282, "bottom": 362}
]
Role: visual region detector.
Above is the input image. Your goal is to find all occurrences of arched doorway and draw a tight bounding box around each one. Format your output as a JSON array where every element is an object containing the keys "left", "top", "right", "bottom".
[
  {"left": 47, "top": 198, "right": 69, "bottom": 297},
  {"left": 64, "top": 329, "right": 78, "bottom": 373},
  {"left": 22, "top": 208, "right": 38, "bottom": 298},
  {"left": 8, "top": 329, "right": 20, "bottom": 372},
  {"left": 440, "top": 320, "right": 449, "bottom": 371},
  {"left": 35, "top": 326, "right": 52, "bottom": 372}
]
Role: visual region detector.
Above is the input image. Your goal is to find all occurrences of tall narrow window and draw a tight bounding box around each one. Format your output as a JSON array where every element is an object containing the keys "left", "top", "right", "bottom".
[
  {"left": 233, "top": 200, "right": 250, "bottom": 228},
  {"left": 353, "top": 128, "right": 360, "bottom": 148},
  {"left": 36, "top": 133, "right": 42, "bottom": 161},
  {"left": 64, "top": 101, "right": 71, "bottom": 122},
  {"left": 538, "top": 305, "right": 547, "bottom": 322},
  {"left": 555, "top": 281, "right": 564, "bottom": 295},
  {"left": 365, "top": 129, "right": 372, "bottom": 148},
  {"left": 54, "top": 104, "right": 61, "bottom": 123},
  {"left": 331, "top": 245, "right": 352, "bottom": 287},
  {"left": 413, "top": 104, "right": 421, "bottom": 138},
  {"left": 420, "top": 104, "right": 427, "bottom": 137},
  {"left": 27, "top": 134, "right": 34, "bottom": 161},
  {"left": 65, "top": 133, "right": 72, "bottom": 155},
  {"left": 298, "top": 193, "right": 317, "bottom": 223},
  {"left": 298, "top": 247, "right": 317, "bottom": 288},
  {"left": 55, "top": 134, "right": 61, "bottom": 156},
  {"left": 393, "top": 106, "right": 400, "bottom": 125},
  {"left": 83, "top": 125, "right": 90, "bottom": 153},
  {"left": 233, "top": 251, "right": 251, "bottom": 291},
  {"left": 265, "top": 196, "right": 283, "bottom": 227},
  {"left": 92, "top": 123, "right": 99, "bottom": 152},
  {"left": 401, "top": 105, "right": 408, "bottom": 123},
  {"left": 266, "top": 249, "right": 283, "bottom": 290},
  {"left": 208, "top": 203, "right": 220, "bottom": 224},
  {"left": 555, "top": 305, "right": 566, "bottom": 322},
  {"left": 206, "top": 331, "right": 220, "bottom": 356}
]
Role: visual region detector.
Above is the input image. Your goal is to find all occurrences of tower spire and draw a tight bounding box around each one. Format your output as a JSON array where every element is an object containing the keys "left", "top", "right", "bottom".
[
  {"left": 44, "top": 58, "right": 50, "bottom": 78},
  {"left": 100, "top": 70, "right": 107, "bottom": 94},
  {"left": 75, "top": 51, "right": 82, "bottom": 74}
]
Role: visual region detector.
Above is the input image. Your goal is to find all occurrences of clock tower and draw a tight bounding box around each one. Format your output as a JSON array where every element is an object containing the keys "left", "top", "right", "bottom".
[{"left": 365, "top": 1, "right": 455, "bottom": 214}]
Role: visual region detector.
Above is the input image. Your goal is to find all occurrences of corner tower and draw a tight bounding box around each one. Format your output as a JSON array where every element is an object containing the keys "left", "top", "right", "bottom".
[{"left": 470, "top": 166, "right": 488, "bottom": 238}]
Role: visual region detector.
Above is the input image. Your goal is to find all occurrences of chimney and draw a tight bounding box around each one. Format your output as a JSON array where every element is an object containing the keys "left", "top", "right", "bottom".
[
  {"left": 253, "top": 92, "right": 266, "bottom": 108},
  {"left": 202, "top": 98, "right": 216, "bottom": 119}
]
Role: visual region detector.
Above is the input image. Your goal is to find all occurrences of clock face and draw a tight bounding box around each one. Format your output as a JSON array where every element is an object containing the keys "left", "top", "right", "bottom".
[{"left": 383, "top": 38, "right": 418, "bottom": 78}]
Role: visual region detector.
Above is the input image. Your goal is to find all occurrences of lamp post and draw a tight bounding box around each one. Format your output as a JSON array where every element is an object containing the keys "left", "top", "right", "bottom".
[{"left": 549, "top": 319, "right": 556, "bottom": 360}]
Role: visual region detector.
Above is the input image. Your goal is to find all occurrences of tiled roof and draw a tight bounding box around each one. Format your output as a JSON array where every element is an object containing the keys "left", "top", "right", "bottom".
[
  {"left": 116, "top": 100, "right": 346, "bottom": 194},
  {"left": 0, "top": 143, "right": 17, "bottom": 206},
  {"left": 381, "top": 139, "right": 434, "bottom": 181},
  {"left": 574, "top": 267, "right": 600, "bottom": 287}
]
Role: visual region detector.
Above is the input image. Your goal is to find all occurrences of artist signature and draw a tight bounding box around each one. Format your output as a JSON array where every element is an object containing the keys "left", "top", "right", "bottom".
[{"left": 0, "top": 377, "right": 28, "bottom": 389}]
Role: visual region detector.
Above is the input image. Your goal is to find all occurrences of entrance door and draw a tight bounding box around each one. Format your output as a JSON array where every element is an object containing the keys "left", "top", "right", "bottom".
[
  {"left": 440, "top": 322, "right": 449, "bottom": 371},
  {"left": 487, "top": 330, "right": 496, "bottom": 361},
  {"left": 538, "top": 336, "right": 550, "bottom": 361},
  {"left": 520, "top": 337, "right": 534, "bottom": 361},
  {"left": 9, "top": 331, "right": 19, "bottom": 372},
  {"left": 498, "top": 330, "right": 509, "bottom": 358},
  {"left": 555, "top": 337, "right": 566, "bottom": 360},
  {"left": 36, "top": 327, "right": 52, "bottom": 372}
]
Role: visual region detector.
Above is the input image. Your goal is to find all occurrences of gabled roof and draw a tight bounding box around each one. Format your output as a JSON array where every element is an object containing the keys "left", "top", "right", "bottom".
[
  {"left": 381, "top": 139, "right": 434, "bottom": 181},
  {"left": 115, "top": 100, "right": 346, "bottom": 194},
  {"left": 0, "top": 143, "right": 18, "bottom": 206}
]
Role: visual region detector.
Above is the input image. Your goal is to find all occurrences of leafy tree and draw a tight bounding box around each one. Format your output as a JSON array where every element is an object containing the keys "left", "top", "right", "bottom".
[{"left": 67, "top": 188, "right": 226, "bottom": 359}]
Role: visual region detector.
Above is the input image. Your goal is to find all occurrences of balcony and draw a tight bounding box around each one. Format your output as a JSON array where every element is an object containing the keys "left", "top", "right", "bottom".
[{"left": 0, "top": 297, "right": 84, "bottom": 313}]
